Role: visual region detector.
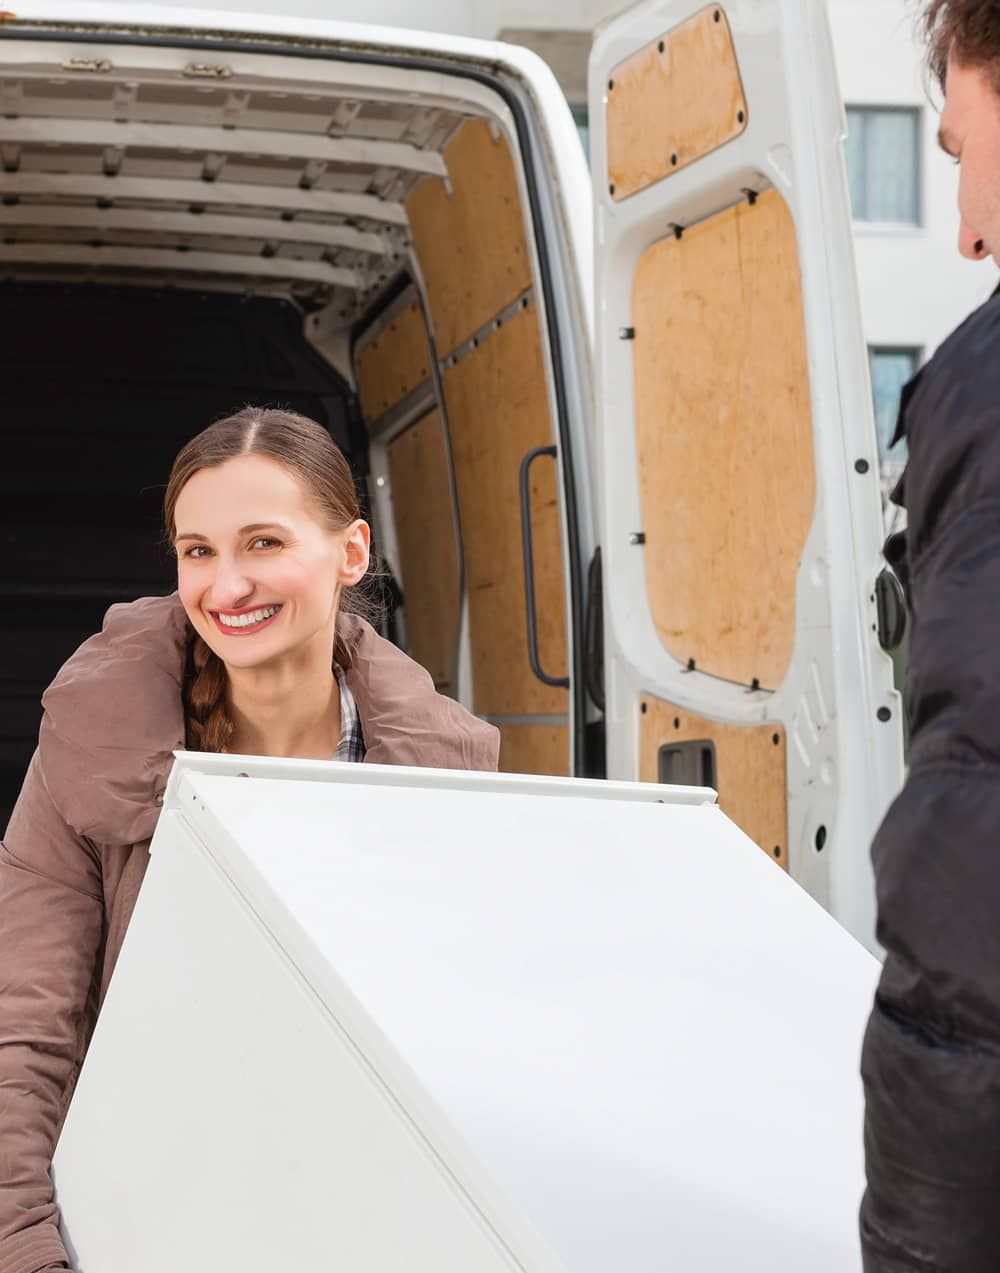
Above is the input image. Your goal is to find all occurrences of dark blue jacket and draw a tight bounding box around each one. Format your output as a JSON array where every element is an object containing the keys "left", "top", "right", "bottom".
[{"left": 861, "top": 290, "right": 1000, "bottom": 1272}]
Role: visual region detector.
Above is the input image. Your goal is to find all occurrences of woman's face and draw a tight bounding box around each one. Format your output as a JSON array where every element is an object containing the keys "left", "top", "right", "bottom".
[{"left": 173, "top": 453, "right": 370, "bottom": 671}]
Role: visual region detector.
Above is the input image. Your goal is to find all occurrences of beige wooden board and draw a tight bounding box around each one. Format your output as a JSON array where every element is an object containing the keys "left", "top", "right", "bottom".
[
  {"left": 497, "top": 723, "right": 570, "bottom": 778},
  {"left": 607, "top": 4, "right": 747, "bottom": 201},
  {"left": 443, "top": 305, "right": 568, "bottom": 717},
  {"left": 407, "top": 119, "right": 532, "bottom": 356},
  {"left": 633, "top": 188, "right": 816, "bottom": 689},
  {"left": 386, "top": 409, "right": 461, "bottom": 691},
  {"left": 639, "top": 695, "right": 788, "bottom": 869},
  {"left": 356, "top": 301, "right": 432, "bottom": 422}
]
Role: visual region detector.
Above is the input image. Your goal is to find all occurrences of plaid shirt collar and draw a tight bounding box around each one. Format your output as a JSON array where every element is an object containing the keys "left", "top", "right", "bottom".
[{"left": 334, "top": 664, "right": 366, "bottom": 763}]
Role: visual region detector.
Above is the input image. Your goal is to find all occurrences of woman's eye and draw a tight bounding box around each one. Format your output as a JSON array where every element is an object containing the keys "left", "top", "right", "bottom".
[
  {"left": 251, "top": 537, "right": 281, "bottom": 550},
  {"left": 182, "top": 545, "right": 211, "bottom": 559}
]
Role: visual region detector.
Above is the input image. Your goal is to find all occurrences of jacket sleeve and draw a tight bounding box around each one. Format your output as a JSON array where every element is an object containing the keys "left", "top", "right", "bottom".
[
  {"left": 0, "top": 751, "right": 104, "bottom": 1273},
  {"left": 860, "top": 495, "right": 1000, "bottom": 1273}
]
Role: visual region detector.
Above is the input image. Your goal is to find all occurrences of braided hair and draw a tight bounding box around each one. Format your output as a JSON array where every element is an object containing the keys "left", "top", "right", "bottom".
[{"left": 163, "top": 407, "right": 369, "bottom": 753}]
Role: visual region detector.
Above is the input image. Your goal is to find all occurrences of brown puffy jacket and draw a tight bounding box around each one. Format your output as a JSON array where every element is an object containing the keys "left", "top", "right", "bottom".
[{"left": 0, "top": 594, "right": 499, "bottom": 1273}]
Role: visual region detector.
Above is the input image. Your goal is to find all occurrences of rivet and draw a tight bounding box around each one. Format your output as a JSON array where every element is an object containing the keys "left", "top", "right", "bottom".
[
  {"left": 877, "top": 707, "right": 892, "bottom": 723},
  {"left": 855, "top": 458, "right": 870, "bottom": 474}
]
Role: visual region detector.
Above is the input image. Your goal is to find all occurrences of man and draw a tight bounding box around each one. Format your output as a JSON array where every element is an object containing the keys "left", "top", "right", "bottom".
[{"left": 861, "top": 3, "right": 1000, "bottom": 1270}]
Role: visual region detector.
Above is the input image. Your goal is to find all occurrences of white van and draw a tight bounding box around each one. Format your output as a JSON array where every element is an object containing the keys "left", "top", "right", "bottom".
[{"left": 0, "top": 0, "right": 904, "bottom": 949}]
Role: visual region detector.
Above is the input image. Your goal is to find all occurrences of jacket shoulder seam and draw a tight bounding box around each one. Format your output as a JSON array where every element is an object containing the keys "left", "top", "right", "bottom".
[{"left": 0, "top": 839, "right": 103, "bottom": 904}]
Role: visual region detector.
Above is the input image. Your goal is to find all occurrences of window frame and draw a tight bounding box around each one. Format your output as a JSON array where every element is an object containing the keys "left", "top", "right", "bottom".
[
  {"left": 845, "top": 104, "right": 924, "bottom": 230},
  {"left": 868, "top": 344, "right": 923, "bottom": 468}
]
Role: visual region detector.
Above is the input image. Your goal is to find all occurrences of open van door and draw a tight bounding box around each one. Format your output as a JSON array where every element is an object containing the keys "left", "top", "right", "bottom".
[{"left": 589, "top": 0, "right": 904, "bottom": 950}]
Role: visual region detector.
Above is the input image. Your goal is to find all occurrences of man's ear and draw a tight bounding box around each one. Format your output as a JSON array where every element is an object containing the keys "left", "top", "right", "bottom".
[{"left": 339, "top": 519, "right": 371, "bottom": 587}]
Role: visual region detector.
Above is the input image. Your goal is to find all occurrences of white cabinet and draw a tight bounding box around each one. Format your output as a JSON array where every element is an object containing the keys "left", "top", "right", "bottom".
[{"left": 54, "top": 754, "right": 877, "bottom": 1272}]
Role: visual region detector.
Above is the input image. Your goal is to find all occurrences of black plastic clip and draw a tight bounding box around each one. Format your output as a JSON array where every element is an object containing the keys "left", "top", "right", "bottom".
[{"left": 619, "top": 326, "right": 636, "bottom": 341}]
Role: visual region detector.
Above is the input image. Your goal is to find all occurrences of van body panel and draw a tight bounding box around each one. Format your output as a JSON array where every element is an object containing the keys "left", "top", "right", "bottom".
[
  {"left": 0, "top": 5, "right": 598, "bottom": 795},
  {"left": 590, "top": 0, "right": 905, "bottom": 950}
]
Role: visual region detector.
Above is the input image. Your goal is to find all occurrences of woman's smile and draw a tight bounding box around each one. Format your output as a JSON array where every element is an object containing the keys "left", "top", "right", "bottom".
[{"left": 209, "top": 604, "right": 284, "bottom": 637}]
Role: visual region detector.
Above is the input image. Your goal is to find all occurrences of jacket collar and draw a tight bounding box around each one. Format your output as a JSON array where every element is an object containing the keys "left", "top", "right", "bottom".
[{"left": 39, "top": 593, "right": 497, "bottom": 845}]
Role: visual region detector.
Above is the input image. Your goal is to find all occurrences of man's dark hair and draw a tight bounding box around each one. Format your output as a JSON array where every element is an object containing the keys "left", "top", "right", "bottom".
[{"left": 922, "top": 0, "right": 1000, "bottom": 90}]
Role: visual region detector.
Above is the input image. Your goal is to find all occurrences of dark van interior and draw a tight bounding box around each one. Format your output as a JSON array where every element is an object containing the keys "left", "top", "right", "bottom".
[{"left": 0, "top": 283, "right": 361, "bottom": 831}]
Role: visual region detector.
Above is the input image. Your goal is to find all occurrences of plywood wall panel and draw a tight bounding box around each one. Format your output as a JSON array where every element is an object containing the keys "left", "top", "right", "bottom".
[
  {"left": 406, "top": 120, "right": 532, "bottom": 356},
  {"left": 443, "top": 304, "right": 568, "bottom": 721},
  {"left": 632, "top": 188, "right": 815, "bottom": 689},
  {"left": 607, "top": 5, "right": 747, "bottom": 201},
  {"left": 355, "top": 301, "right": 432, "bottom": 422},
  {"left": 498, "top": 723, "right": 570, "bottom": 777},
  {"left": 386, "top": 409, "right": 460, "bottom": 690},
  {"left": 639, "top": 695, "right": 788, "bottom": 869}
]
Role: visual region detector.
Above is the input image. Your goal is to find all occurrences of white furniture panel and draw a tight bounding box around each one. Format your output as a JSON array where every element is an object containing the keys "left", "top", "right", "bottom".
[{"left": 54, "top": 757, "right": 877, "bottom": 1272}]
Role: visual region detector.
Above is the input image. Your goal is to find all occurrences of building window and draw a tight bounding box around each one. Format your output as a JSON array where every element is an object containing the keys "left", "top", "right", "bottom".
[
  {"left": 845, "top": 107, "right": 921, "bottom": 225},
  {"left": 869, "top": 346, "right": 920, "bottom": 467}
]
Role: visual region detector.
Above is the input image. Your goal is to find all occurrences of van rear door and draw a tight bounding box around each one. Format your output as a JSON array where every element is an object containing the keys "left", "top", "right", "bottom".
[{"left": 590, "top": 0, "right": 904, "bottom": 949}]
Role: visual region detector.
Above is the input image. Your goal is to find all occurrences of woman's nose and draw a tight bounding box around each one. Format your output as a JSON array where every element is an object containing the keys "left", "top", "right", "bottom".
[{"left": 208, "top": 559, "right": 255, "bottom": 609}]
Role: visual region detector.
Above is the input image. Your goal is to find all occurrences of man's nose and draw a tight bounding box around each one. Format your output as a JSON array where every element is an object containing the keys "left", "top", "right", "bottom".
[{"left": 959, "top": 219, "right": 990, "bottom": 261}]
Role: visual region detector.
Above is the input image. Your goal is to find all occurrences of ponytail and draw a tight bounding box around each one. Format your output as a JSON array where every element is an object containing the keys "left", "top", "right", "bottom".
[{"left": 184, "top": 630, "right": 235, "bottom": 753}]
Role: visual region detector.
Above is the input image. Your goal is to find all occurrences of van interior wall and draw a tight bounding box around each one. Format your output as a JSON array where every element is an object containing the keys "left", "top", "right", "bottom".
[
  {"left": 0, "top": 281, "right": 356, "bottom": 834},
  {"left": 357, "top": 119, "right": 571, "bottom": 776}
]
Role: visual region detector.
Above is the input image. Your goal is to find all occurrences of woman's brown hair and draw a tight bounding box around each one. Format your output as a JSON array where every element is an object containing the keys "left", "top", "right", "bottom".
[
  {"left": 922, "top": 0, "right": 1000, "bottom": 91},
  {"left": 163, "top": 406, "right": 370, "bottom": 754}
]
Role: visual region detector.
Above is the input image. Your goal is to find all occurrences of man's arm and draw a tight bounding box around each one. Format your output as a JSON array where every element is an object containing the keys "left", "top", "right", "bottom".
[{"left": 861, "top": 492, "right": 1000, "bottom": 1273}]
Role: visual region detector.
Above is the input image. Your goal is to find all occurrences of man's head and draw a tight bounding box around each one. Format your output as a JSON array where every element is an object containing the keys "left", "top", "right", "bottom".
[{"left": 925, "top": 1, "right": 1000, "bottom": 262}]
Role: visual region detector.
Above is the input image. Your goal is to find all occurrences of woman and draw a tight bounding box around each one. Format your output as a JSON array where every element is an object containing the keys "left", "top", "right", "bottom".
[{"left": 0, "top": 407, "right": 498, "bottom": 1273}]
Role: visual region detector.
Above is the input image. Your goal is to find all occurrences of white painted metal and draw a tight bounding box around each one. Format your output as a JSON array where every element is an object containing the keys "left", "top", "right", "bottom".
[
  {"left": 589, "top": 0, "right": 905, "bottom": 951},
  {"left": 0, "top": 7, "right": 597, "bottom": 767},
  {"left": 0, "top": 170, "right": 409, "bottom": 224},
  {"left": 0, "top": 115, "right": 449, "bottom": 175},
  {"left": 1, "top": 11, "right": 595, "bottom": 330},
  {"left": 53, "top": 753, "right": 875, "bottom": 1272},
  {"left": 0, "top": 204, "right": 391, "bottom": 253},
  {"left": 0, "top": 241, "right": 364, "bottom": 285}
]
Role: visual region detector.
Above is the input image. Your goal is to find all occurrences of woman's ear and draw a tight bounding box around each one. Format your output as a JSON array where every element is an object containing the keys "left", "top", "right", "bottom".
[{"left": 338, "top": 519, "right": 371, "bottom": 587}]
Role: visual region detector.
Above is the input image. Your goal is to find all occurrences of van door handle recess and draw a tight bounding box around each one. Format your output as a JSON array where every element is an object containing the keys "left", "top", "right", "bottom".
[{"left": 519, "top": 445, "right": 570, "bottom": 689}]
